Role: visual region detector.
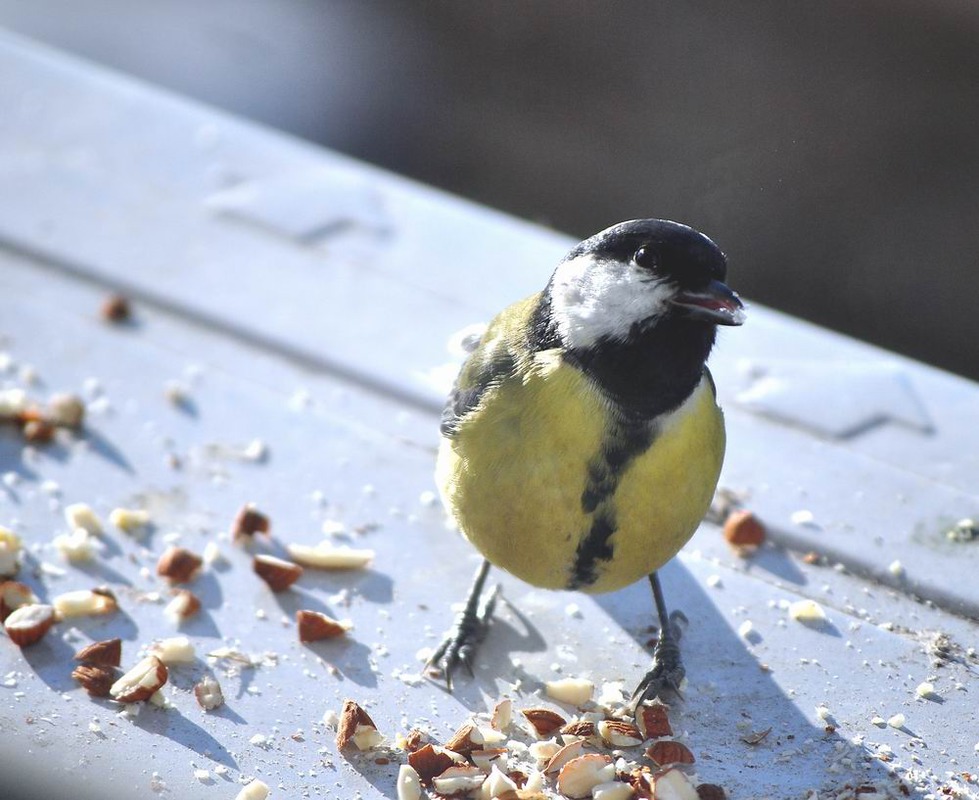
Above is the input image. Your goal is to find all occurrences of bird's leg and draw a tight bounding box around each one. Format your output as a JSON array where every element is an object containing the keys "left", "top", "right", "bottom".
[
  {"left": 629, "top": 571, "right": 687, "bottom": 711},
  {"left": 426, "top": 559, "right": 499, "bottom": 691}
]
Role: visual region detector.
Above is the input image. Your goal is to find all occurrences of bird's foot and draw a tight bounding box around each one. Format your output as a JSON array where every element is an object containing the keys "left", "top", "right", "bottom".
[
  {"left": 426, "top": 584, "right": 500, "bottom": 691},
  {"left": 629, "top": 613, "right": 687, "bottom": 711}
]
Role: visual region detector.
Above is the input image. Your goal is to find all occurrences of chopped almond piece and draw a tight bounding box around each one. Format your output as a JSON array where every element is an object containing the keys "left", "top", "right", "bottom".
[
  {"left": 521, "top": 707, "right": 566, "bottom": 737},
  {"left": 232, "top": 504, "right": 270, "bottom": 541},
  {"left": 156, "top": 546, "right": 203, "bottom": 583},
  {"left": 75, "top": 638, "right": 122, "bottom": 667},
  {"left": 253, "top": 554, "right": 303, "bottom": 592},
  {"left": 72, "top": 664, "right": 116, "bottom": 697},
  {"left": 4, "top": 603, "right": 55, "bottom": 646},
  {"left": 297, "top": 609, "right": 351, "bottom": 642}
]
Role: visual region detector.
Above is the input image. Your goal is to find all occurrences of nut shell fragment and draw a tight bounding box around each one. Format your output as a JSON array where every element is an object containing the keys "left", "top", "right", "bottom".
[
  {"left": 253, "top": 554, "right": 303, "bottom": 592},
  {"left": 4, "top": 603, "right": 55, "bottom": 646},
  {"left": 72, "top": 664, "right": 116, "bottom": 697},
  {"left": 110, "top": 655, "right": 168, "bottom": 703},
  {"left": 521, "top": 707, "right": 566, "bottom": 737},
  {"left": 156, "top": 546, "right": 203, "bottom": 583},
  {"left": 636, "top": 703, "right": 673, "bottom": 739},
  {"left": 75, "top": 638, "right": 122, "bottom": 667},
  {"left": 297, "top": 609, "right": 351, "bottom": 642},
  {"left": 646, "top": 740, "right": 695, "bottom": 767}
]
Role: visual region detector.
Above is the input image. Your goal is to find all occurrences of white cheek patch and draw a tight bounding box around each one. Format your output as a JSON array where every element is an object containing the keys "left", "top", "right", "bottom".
[{"left": 550, "top": 255, "right": 673, "bottom": 349}]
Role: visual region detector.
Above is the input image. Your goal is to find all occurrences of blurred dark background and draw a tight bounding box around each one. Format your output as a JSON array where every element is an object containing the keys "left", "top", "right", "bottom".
[{"left": 1, "top": 1, "right": 977, "bottom": 380}]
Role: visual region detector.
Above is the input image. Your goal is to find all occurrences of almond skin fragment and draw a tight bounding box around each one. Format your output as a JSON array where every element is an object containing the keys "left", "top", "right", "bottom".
[
  {"left": 165, "top": 589, "right": 201, "bottom": 622},
  {"left": 335, "top": 700, "right": 377, "bottom": 750},
  {"left": 110, "top": 655, "right": 168, "bottom": 703},
  {"left": 723, "top": 509, "right": 765, "bottom": 550},
  {"left": 598, "top": 719, "right": 644, "bottom": 747},
  {"left": 561, "top": 720, "right": 597, "bottom": 738},
  {"left": 636, "top": 703, "right": 673, "bottom": 739},
  {"left": 646, "top": 740, "right": 696, "bottom": 767},
  {"left": 156, "top": 546, "right": 203, "bottom": 583},
  {"left": 543, "top": 739, "right": 586, "bottom": 776},
  {"left": 0, "top": 581, "right": 38, "bottom": 621},
  {"left": 444, "top": 721, "right": 481, "bottom": 757},
  {"left": 232, "top": 504, "right": 270, "bottom": 542},
  {"left": 253, "top": 554, "right": 303, "bottom": 592},
  {"left": 297, "top": 609, "right": 350, "bottom": 642},
  {"left": 522, "top": 707, "right": 566, "bottom": 737},
  {"left": 407, "top": 744, "right": 460, "bottom": 785},
  {"left": 4, "top": 603, "right": 55, "bottom": 646},
  {"left": 75, "top": 638, "right": 122, "bottom": 667},
  {"left": 72, "top": 664, "right": 117, "bottom": 697}
]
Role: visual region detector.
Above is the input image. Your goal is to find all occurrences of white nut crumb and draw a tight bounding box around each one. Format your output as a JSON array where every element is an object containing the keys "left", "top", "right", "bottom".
[
  {"left": 193, "top": 769, "right": 211, "bottom": 783},
  {"left": 479, "top": 765, "right": 517, "bottom": 799},
  {"left": 788, "top": 599, "right": 827, "bottom": 623},
  {"left": 651, "top": 767, "right": 699, "bottom": 800},
  {"left": 53, "top": 528, "right": 102, "bottom": 562},
  {"left": 545, "top": 677, "right": 594, "bottom": 706},
  {"left": 915, "top": 681, "right": 938, "bottom": 700},
  {"left": 149, "top": 636, "right": 196, "bottom": 665},
  {"left": 250, "top": 733, "right": 271, "bottom": 749},
  {"left": 351, "top": 723, "right": 385, "bottom": 751},
  {"left": 202, "top": 541, "right": 224, "bottom": 566},
  {"left": 286, "top": 542, "right": 374, "bottom": 570},
  {"left": 593, "top": 781, "right": 636, "bottom": 800},
  {"left": 706, "top": 574, "right": 723, "bottom": 588},
  {"left": 556, "top": 754, "right": 615, "bottom": 799},
  {"left": 396, "top": 764, "right": 422, "bottom": 800},
  {"left": 109, "top": 508, "right": 150, "bottom": 534},
  {"left": 110, "top": 656, "right": 168, "bottom": 703},
  {"left": 194, "top": 675, "right": 224, "bottom": 710},
  {"left": 235, "top": 779, "right": 270, "bottom": 800},
  {"left": 887, "top": 713, "right": 906, "bottom": 729},
  {"left": 242, "top": 439, "right": 267, "bottom": 462},
  {"left": 738, "top": 620, "right": 754, "bottom": 638},
  {"left": 63, "top": 503, "right": 103, "bottom": 536},
  {"left": 490, "top": 698, "right": 512, "bottom": 731},
  {"left": 790, "top": 509, "right": 818, "bottom": 528},
  {"left": 432, "top": 766, "right": 485, "bottom": 796},
  {"left": 0, "top": 527, "right": 24, "bottom": 577}
]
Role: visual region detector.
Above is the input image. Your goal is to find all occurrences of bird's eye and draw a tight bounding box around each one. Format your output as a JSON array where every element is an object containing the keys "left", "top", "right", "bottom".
[{"left": 633, "top": 246, "right": 659, "bottom": 270}]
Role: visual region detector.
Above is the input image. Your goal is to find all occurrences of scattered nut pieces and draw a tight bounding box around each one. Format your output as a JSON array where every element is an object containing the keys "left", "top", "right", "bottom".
[
  {"left": 652, "top": 767, "right": 699, "bottom": 800},
  {"left": 560, "top": 720, "right": 597, "bottom": 738},
  {"left": 598, "top": 719, "right": 643, "bottom": 748},
  {"left": 148, "top": 635, "right": 196, "bottom": 665},
  {"left": 100, "top": 294, "right": 131, "bottom": 323},
  {"left": 110, "top": 655, "right": 168, "bottom": 703},
  {"left": 723, "top": 509, "right": 765, "bottom": 551},
  {"left": 156, "top": 546, "right": 203, "bottom": 583},
  {"left": 522, "top": 708, "right": 567, "bottom": 737},
  {"left": 646, "top": 740, "right": 696, "bottom": 767},
  {"left": 109, "top": 507, "right": 150, "bottom": 535},
  {"left": 297, "top": 609, "right": 351, "bottom": 642},
  {"left": 232, "top": 504, "right": 270, "bottom": 542},
  {"left": 164, "top": 589, "right": 201, "bottom": 623},
  {"left": 194, "top": 675, "right": 225, "bottom": 710},
  {"left": 444, "top": 721, "right": 482, "bottom": 757},
  {"left": 556, "top": 754, "right": 615, "bottom": 799},
  {"left": 0, "top": 580, "right": 37, "bottom": 621},
  {"left": 234, "top": 779, "right": 270, "bottom": 800},
  {"left": 0, "top": 527, "right": 24, "bottom": 577},
  {"left": 75, "top": 638, "right": 122, "bottom": 667},
  {"left": 72, "top": 663, "right": 117, "bottom": 697},
  {"left": 253, "top": 554, "right": 303, "bottom": 592},
  {"left": 52, "top": 589, "right": 117, "bottom": 619},
  {"left": 4, "top": 603, "right": 55, "bottom": 646},
  {"left": 335, "top": 700, "right": 383, "bottom": 751},
  {"left": 491, "top": 698, "right": 512, "bottom": 731},
  {"left": 636, "top": 703, "right": 673, "bottom": 739},
  {"left": 286, "top": 542, "right": 375, "bottom": 570},
  {"left": 544, "top": 677, "right": 594, "bottom": 707}
]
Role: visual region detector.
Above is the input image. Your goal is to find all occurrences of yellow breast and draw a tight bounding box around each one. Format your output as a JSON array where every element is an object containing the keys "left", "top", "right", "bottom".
[{"left": 436, "top": 353, "right": 725, "bottom": 594}]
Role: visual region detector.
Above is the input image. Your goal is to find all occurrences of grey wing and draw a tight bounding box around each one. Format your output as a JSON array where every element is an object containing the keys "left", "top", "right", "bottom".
[{"left": 439, "top": 348, "right": 516, "bottom": 437}]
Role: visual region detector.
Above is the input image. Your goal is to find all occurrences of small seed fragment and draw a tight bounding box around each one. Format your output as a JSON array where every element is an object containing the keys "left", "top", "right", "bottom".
[
  {"left": 297, "top": 609, "right": 351, "bottom": 642},
  {"left": 156, "top": 546, "right": 203, "bottom": 583}
]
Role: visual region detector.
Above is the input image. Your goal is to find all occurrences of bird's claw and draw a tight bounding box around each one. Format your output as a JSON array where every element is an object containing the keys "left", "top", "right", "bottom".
[
  {"left": 629, "top": 632, "right": 685, "bottom": 712},
  {"left": 426, "top": 584, "right": 500, "bottom": 691}
]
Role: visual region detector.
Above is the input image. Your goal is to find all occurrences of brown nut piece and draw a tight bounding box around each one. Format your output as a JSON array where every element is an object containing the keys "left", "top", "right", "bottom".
[
  {"left": 696, "top": 784, "right": 728, "bottom": 800},
  {"left": 636, "top": 702, "right": 673, "bottom": 739},
  {"left": 232, "top": 504, "right": 270, "bottom": 541},
  {"left": 297, "top": 609, "right": 350, "bottom": 642},
  {"left": 100, "top": 294, "right": 131, "bottom": 323},
  {"left": 598, "top": 719, "right": 644, "bottom": 747},
  {"left": 407, "top": 744, "right": 462, "bottom": 786},
  {"left": 165, "top": 589, "right": 202, "bottom": 622},
  {"left": 194, "top": 674, "right": 225, "bottom": 710},
  {"left": 335, "top": 699, "right": 380, "bottom": 750},
  {"left": 4, "top": 603, "right": 55, "bottom": 646},
  {"left": 560, "top": 720, "right": 597, "bottom": 738},
  {"left": 253, "top": 554, "right": 303, "bottom": 592},
  {"left": 723, "top": 509, "right": 765, "bottom": 550},
  {"left": 110, "top": 655, "right": 168, "bottom": 703},
  {"left": 72, "top": 664, "right": 117, "bottom": 697},
  {"left": 647, "top": 740, "right": 696, "bottom": 767},
  {"left": 521, "top": 707, "right": 566, "bottom": 737},
  {"left": 156, "top": 546, "right": 203, "bottom": 583},
  {"left": 75, "top": 638, "right": 122, "bottom": 667},
  {"left": 444, "top": 721, "right": 481, "bottom": 757}
]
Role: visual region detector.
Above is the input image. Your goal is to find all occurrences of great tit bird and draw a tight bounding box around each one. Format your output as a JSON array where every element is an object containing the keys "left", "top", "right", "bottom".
[{"left": 430, "top": 218, "right": 744, "bottom": 706}]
